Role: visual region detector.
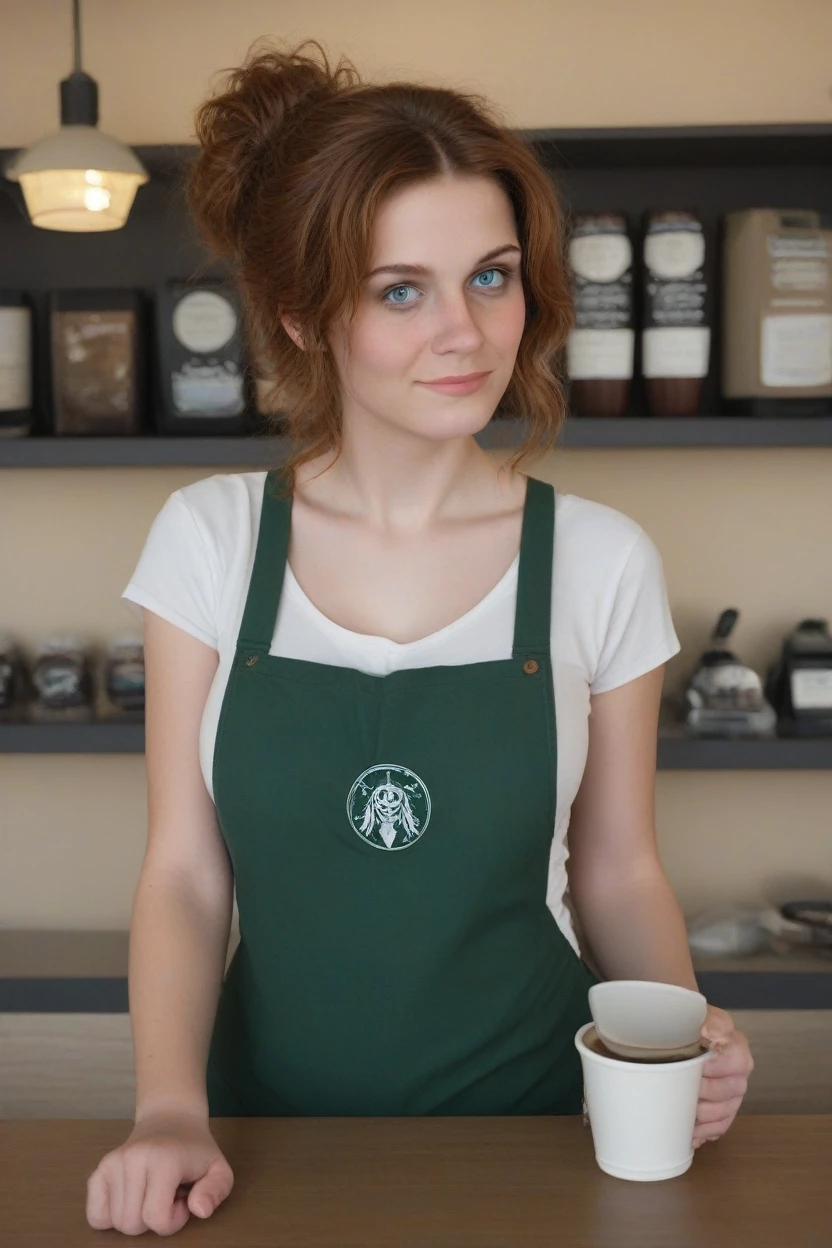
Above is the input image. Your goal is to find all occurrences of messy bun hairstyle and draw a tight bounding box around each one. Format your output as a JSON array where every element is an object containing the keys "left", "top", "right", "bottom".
[{"left": 187, "top": 38, "right": 573, "bottom": 494}]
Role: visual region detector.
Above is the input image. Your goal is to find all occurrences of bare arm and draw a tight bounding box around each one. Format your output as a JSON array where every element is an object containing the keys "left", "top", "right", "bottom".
[
  {"left": 566, "top": 665, "right": 699, "bottom": 991},
  {"left": 129, "top": 608, "right": 234, "bottom": 1124}
]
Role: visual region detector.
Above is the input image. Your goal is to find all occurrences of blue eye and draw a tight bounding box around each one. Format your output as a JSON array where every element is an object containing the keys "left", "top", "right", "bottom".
[
  {"left": 472, "top": 268, "right": 505, "bottom": 289},
  {"left": 384, "top": 284, "right": 417, "bottom": 306},
  {"left": 381, "top": 267, "right": 509, "bottom": 309}
]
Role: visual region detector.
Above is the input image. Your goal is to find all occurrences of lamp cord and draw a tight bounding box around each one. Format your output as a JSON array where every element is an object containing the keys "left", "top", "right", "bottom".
[{"left": 72, "top": 0, "right": 82, "bottom": 74}]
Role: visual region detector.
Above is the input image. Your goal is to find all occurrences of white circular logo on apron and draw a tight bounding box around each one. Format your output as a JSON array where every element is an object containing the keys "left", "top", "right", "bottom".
[{"left": 346, "top": 764, "right": 431, "bottom": 851}]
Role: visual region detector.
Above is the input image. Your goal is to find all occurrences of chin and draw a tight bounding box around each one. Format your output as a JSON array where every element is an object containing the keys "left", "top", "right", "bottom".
[{"left": 405, "top": 404, "right": 496, "bottom": 442}]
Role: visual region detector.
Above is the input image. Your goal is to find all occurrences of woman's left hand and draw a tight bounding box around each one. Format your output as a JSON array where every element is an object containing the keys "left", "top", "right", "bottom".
[{"left": 693, "top": 1004, "right": 754, "bottom": 1148}]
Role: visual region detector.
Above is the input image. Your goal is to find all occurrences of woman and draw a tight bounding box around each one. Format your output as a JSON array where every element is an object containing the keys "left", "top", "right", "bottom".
[{"left": 86, "top": 39, "right": 753, "bottom": 1237}]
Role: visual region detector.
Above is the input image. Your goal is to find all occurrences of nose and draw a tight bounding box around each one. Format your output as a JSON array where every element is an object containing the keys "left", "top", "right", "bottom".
[{"left": 430, "top": 290, "right": 486, "bottom": 356}]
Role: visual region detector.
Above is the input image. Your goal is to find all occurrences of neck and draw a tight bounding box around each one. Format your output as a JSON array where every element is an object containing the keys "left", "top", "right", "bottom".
[{"left": 295, "top": 410, "right": 512, "bottom": 536}]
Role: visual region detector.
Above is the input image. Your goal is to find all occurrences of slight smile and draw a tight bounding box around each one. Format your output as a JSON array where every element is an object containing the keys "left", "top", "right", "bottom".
[{"left": 416, "top": 370, "right": 493, "bottom": 396}]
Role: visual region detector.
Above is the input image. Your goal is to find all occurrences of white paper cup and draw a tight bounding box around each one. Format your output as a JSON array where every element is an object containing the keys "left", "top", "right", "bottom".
[{"left": 575, "top": 1022, "right": 710, "bottom": 1182}]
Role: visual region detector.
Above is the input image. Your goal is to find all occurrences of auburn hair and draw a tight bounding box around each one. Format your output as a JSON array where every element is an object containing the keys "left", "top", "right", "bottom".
[{"left": 187, "top": 38, "right": 573, "bottom": 495}]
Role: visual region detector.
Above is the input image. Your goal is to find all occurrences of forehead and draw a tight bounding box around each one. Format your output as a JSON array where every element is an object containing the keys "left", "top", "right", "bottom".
[{"left": 369, "top": 174, "right": 518, "bottom": 266}]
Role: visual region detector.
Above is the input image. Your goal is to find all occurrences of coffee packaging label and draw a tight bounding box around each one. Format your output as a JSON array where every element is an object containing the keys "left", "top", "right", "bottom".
[
  {"left": 767, "top": 233, "right": 828, "bottom": 291},
  {"left": 570, "top": 232, "right": 632, "bottom": 285},
  {"left": 171, "top": 361, "right": 244, "bottom": 415},
  {"left": 791, "top": 669, "right": 832, "bottom": 711},
  {"left": 165, "top": 287, "right": 246, "bottom": 418},
  {"left": 642, "top": 216, "right": 709, "bottom": 383},
  {"left": 643, "top": 327, "right": 711, "bottom": 378},
  {"left": 53, "top": 310, "right": 136, "bottom": 420},
  {"left": 567, "top": 328, "right": 635, "bottom": 380},
  {"left": 644, "top": 229, "right": 705, "bottom": 279},
  {"left": 568, "top": 215, "right": 634, "bottom": 383},
  {"left": 172, "top": 290, "right": 238, "bottom": 353},
  {"left": 643, "top": 225, "right": 707, "bottom": 329},
  {"left": 722, "top": 210, "right": 832, "bottom": 399},
  {"left": 761, "top": 315, "right": 832, "bottom": 387}
]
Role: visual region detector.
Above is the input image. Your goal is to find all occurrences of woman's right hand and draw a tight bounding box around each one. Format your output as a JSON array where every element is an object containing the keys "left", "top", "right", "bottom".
[{"left": 85, "top": 1108, "right": 234, "bottom": 1236}]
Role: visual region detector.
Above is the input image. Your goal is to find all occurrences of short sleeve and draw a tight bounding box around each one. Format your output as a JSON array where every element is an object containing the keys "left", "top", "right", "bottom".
[
  {"left": 590, "top": 530, "right": 680, "bottom": 695},
  {"left": 121, "top": 490, "right": 219, "bottom": 649}
]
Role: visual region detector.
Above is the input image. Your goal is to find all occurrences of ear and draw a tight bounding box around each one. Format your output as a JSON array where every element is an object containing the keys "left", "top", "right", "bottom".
[{"left": 279, "top": 310, "right": 305, "bottom": 352}]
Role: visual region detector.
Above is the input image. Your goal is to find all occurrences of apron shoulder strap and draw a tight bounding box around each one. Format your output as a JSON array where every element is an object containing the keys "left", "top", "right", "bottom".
[
  {"left": 512, "top": 475, "right": 555, "bottom": 660},
  {"left": 236, "top": 470, "right": 290, "bottom": 653},
  {"left": 236, "top": 470, "right": 554, "bottom": 659}
]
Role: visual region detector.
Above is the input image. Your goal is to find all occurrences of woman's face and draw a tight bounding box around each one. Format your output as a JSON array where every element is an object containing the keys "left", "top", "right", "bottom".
[{"left": 326, "top": 174, "right": 527, "bottom": 443}]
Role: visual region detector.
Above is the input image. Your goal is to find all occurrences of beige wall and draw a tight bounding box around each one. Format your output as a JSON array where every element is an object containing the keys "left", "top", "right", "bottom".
[{"left": 1, "top": 0, "right": 831, "bottom": 929}]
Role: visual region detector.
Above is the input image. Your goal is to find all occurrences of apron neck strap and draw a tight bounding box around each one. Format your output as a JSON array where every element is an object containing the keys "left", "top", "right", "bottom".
[
  {"left": 237, "top": 471, "right": 291, "bottom": 653},
  {"left": 512, "top": 475, "right": 554, "bottom": 660},
  {"left": 237, "top": 470, "right": 555, "bottom": 658}
]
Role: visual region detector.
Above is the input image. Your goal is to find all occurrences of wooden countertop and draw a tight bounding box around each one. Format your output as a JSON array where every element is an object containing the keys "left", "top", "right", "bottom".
[{"left": 1, "top": 1115, "right": 829, "bottom": 1246}]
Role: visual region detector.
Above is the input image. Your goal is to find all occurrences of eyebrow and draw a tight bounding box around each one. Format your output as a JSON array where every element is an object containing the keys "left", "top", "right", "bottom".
[{"left": 366, "top": 243, "right": 522, "bottom": 280}]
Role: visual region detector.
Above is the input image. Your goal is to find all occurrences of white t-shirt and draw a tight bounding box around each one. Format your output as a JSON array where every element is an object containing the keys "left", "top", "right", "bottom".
[{"left": 122, "top": 470, "right": 680, "bottom": 956}]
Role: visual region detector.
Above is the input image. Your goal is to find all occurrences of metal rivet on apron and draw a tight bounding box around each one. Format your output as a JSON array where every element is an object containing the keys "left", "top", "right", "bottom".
[
  {"left": 245, "top": 654, "right": 260, "bottom": 667},
  {"left": 523, "top": 659, "right": 539, "bottom": 675}
]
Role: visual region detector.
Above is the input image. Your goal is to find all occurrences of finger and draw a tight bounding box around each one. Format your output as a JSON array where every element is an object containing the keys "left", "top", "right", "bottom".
[
  {"left": 693, "top": 1110, "right": 740, "bottom": 1145},
  {"left": 694, "top": 1119, "right": 734, "bottom": 1144},
  {"left": 143, "top": 1167, "right": 191, "bottom": 1237},
  {"left": 108, "top": 1164, "right": 124, "bottom": 1231},
  {"left": 698, "top": 1074, "right": 749, "bottom": 1102},
  {"left": 190, "top": 1160, "right": 234, "bottom": 1219},
  {"left": 189, "top": 1191, "right": 214, "bottom": 1219},
  {"left": 86, "top": 1168, "right": 114, "bottom": 1231},
  {"left": 700, "top": 1006, "right": 734, "bottom": 1044},
  {"left": 696, "top": 1095, "right": 743, "bottom": 1127},
  {"left": 119, "top": 1158, "right": 149, "bottom": 1236},
  {"left": 189, "top": 1158, "right": 234, "bottom": 1219},
  {"left": 702, "top": 1048, "right": 748, "bottom": 1079}
]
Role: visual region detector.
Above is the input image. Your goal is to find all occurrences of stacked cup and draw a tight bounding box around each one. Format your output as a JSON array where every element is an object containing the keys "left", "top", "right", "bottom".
[{"left": 575, "top": 980, "right": 710, "bottom": 1182}]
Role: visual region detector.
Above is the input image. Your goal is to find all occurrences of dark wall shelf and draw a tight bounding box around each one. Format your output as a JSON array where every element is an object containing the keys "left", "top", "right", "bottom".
[
  {"left": 3, "top": 123, "right": 832, "bottom": 441},
  {"left": 3, "top": 415, "right": 832, "bottom": 467},
  {"left": 521, "top": 123, "right": 832, "bottom": 169},
  {"left": 3, "top": 719, "right": 831, "bottom": 768},
  {"left": 7, "top": 969, "right": 828, "bottom": 1012},
  {"left": 557, "top": 418, "right": 832, "bottom": 448},
  {"left": 693, "top": 968, "right": 832, "bottom": 1011},
  {"left": 656, "top": 728, "right": 832, "bottom": 770},
  {"left": 0, "top": 931, "right": 828, "bottom": 1012},
  {"left": 0, "top": 720, "right": 144, "bottom": 753},
  {"left": 0, "top": 434, "right": 287, "bottom": 469}
]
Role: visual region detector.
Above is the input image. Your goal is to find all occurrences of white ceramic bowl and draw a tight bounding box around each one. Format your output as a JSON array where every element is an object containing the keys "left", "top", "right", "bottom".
[{"left": 588, "top": 980, "right": 708, "bottom": 1052}]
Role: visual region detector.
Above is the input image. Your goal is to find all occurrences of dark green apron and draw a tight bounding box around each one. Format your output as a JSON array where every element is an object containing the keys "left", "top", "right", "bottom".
[{"left": 206, "top": 471, "right": 599, "bottom": 1117}]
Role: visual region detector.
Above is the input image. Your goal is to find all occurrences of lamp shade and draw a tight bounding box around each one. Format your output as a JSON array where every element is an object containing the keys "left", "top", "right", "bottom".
[{"left": 5, "top": 124, "right": 148, "bottom": 231}]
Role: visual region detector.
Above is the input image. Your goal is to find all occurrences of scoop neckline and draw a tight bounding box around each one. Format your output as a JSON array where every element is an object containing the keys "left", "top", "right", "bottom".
[{"left": 283, "top": 551, "right": 520, "bottom": 650}]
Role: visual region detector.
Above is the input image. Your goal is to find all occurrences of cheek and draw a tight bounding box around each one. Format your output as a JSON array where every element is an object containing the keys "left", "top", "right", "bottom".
[
  {"left": 491, "top": 288, "right": 528, "bottom": 352},
  {"left": 346, "top": 310, "right": 421, "bottom": 381}
]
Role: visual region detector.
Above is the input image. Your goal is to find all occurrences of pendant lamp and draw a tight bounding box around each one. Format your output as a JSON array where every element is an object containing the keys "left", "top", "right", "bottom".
[{"left": 4, "top": 0, "right": 148, "bottom": 231}]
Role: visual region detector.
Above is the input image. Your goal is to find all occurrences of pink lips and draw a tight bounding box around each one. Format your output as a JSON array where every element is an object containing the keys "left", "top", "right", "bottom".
[{"left": 418, "top": 370, "right": 492, "bottom": 396}]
